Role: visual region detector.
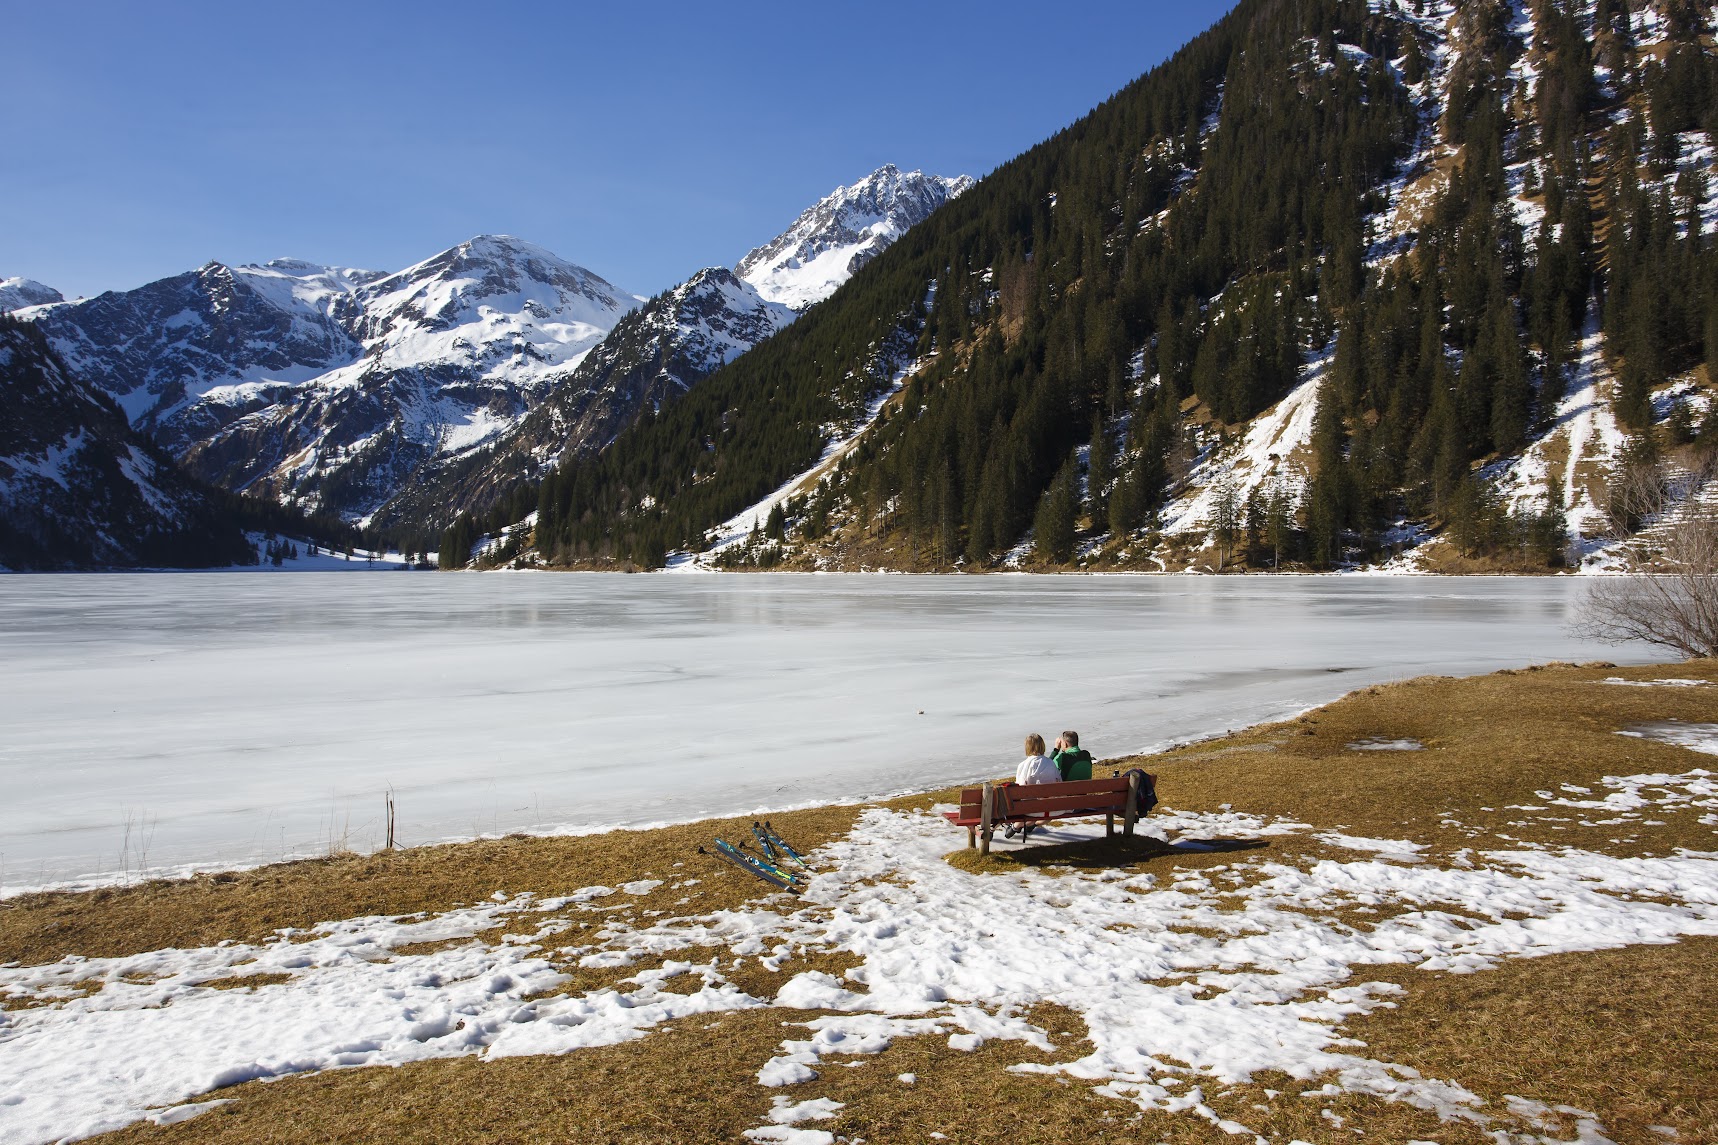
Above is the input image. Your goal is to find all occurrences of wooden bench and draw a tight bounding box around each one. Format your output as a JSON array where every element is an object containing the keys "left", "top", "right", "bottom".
[{"left": 941, "top": 773, "right": 1153, "bottom": 854}]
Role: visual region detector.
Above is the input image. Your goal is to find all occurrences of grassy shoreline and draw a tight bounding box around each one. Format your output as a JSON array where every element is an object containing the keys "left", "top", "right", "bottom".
[{"left": 5, "top": 658, "right": 1718, "bottom": 1144}]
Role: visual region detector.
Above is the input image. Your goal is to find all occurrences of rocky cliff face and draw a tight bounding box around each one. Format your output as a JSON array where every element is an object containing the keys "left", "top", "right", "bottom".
[{"left": 0, "top": 316, "right": 248, "bottom": 569}]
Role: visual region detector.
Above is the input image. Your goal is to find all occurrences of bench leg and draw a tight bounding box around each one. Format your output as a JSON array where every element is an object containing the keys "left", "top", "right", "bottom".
[
  {"left": 967, "top": 825, "right": 975, "bottom": 849},
  {"left": 980, "top": 781, "right": 994, "bottom": 856},
  {"left": 1106, "top": 811, "right": 1114, "bottom": 837}
]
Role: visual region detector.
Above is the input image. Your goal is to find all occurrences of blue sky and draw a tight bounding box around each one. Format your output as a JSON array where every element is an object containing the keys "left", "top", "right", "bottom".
[{"left": 2, "top": 1, "right": 1239, "bottom": 300}]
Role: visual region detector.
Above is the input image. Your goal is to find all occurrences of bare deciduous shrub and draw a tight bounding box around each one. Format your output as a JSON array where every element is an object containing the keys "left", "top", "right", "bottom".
[{"left": 1581, "top": 511, "right": 1718, "bottom": 659}]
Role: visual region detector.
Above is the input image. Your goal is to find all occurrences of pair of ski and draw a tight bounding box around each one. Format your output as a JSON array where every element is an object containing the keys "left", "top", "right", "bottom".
[{"left": 700, "top": 821, "right": 810, "bottom": 893}]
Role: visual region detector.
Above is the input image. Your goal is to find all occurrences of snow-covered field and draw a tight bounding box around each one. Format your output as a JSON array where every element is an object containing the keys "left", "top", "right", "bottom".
[
  {"left": 3, "top": 767, "right": 1715, "bottom": 1144},
  {"left": 0, "top": 574, "right": 1655, "bottom": 893}
]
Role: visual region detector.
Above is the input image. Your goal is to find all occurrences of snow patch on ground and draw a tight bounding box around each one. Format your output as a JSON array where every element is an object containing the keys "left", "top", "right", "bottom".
[
  {"left": 1618, "top": 724, "right": 1718, "bottom": 758},
  {"left": 1603, "top": 678, "right": 1709, "bottom": 689},
  {"left": 743, "top": 1096, "right": 845, "bottom": 1143},
  {"left": 1347, "top": 737, "right": 1426, "bottom": 752}
]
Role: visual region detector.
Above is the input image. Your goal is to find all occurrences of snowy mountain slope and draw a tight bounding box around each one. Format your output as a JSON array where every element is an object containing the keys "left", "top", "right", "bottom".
[
  {"left": 1158, "top": 353, "right": 1329, "bottom": 538},
  {"left": 17, "top": 163, "right": 970, "bottom": 534},
  {"left": 0, "top": 317, "right": 249, "bottom": 569},
  {"left": 0, "top": 277, "right": 63, "bottom": 312},
  {"left": 474, "top": 264, "right": 793, "bottom": 467},
  {"left": 735, "top": 165, "right": 974, "bottom": 308},
  {"left": 389, "top": 169, "right": 970, "bottom": 533},
  {"left": 379, "top": 268, "right": 795, "bottom": 528}
]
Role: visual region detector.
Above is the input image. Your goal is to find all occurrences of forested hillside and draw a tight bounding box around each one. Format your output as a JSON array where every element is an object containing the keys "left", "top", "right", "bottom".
[{"left": 487, "top": 0, "right": 1716, "bottom": 572}]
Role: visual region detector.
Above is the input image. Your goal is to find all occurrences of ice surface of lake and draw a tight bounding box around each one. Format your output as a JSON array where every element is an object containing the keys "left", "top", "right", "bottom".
[{"left": 1, "top": 573, "right": 1655, "bottom": 891}]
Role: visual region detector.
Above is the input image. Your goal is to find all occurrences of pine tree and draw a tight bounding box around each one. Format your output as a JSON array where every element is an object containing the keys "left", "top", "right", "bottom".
[
  {"left": 1086, "top": 412, "right": 1114, "bottom": 522},
  {"left": 1210, "top": 477, "right": 1242, "bottom": 570},
  {"left": 1033, "top": 454, "right": 1079, "bottom": 564},
  {"left": 1265, "top": 476, "right": 1299, "bottom": 569}
]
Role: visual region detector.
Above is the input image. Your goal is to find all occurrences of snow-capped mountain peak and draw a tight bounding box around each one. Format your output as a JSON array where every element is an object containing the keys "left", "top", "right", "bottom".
[
  {"left": 735, "top": 165, "right": 974, "bottom": 308},
  {"left": 0, "top": 277, "right": 65, "bottom": 313},
  {"left": 346, "top": 234, "right": 636, "bottom": 374}
]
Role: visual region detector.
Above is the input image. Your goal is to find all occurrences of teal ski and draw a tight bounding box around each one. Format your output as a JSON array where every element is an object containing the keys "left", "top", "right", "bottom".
[
  {"left": 750, "top": 822, "right": 781, "bottom": 862},
  {"left": 731, "top": 839, "right": 805, "bottom": 887},
  {"left": 700, "top": 843, "right": 799, "bottom": 893},
  {"left": 761, "top": 821, "right": 810, "bottom": 869}
]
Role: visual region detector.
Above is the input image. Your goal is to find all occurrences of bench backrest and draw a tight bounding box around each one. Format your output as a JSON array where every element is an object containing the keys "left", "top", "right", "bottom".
[
  {"left": 1000, "top": 776, "right": 1133, "bottom": 819},
  {"left": 953, "top": 776, "right": 1136, "bottom": 822}
]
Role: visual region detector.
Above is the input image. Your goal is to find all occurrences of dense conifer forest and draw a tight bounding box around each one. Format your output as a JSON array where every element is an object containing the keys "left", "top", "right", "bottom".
[{"left": 436, "top": 0, "right": 1717, "bottom": 573}]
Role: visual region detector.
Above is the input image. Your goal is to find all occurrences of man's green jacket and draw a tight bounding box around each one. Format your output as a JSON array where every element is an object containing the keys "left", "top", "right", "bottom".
[{"left": 1053, "top": 746, "right": 1093, "bottom": 781}]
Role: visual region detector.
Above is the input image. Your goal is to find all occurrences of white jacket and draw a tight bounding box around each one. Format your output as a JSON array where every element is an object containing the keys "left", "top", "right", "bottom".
[{"left": 1015, "top": 754, "right": 1061, "bottom": 785}]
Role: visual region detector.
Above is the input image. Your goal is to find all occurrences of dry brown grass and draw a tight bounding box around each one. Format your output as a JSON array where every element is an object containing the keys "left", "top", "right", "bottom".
[
  {"left": 1349, "top": 938, "right": 1718, "bottom": 1144},
  {"left": 22, "top": 659, "right": 1718, "bottom": 1144},
  {"left": 0, "top": 805, "right": 862, "bottom": 967},
  {"left": 1123, "top": 658, "right": 1718, "bottom": 859},
  {"left": 194, "top": 971, "right": 293, "bottom": 992}
]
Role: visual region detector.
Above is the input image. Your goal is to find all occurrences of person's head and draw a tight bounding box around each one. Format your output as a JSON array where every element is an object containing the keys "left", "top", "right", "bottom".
[
  {"left": 1024, "top": 733, "right": 1046, "bottom": 757},
  {"left": 1061, "top": 730, "right": 1080, "bottom": 748}
]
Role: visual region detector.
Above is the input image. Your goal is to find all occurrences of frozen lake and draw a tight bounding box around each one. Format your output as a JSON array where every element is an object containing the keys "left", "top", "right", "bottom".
[{"left": 1, "top": 573, "right": 1656, "bottom": 892}]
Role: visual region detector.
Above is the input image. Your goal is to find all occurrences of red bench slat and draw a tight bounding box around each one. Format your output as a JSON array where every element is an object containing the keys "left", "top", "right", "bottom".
[{"left": 1002, "top": 791, "right": 1129, "bottom": 817}]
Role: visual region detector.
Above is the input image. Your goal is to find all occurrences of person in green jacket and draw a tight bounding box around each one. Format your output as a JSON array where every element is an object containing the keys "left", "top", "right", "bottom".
[{"left": 1052, "top": 730, "right": 1093, "bottom": 781}]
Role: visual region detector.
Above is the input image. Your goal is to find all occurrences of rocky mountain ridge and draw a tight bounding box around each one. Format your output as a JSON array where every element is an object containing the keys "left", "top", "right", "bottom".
[{"left": 22, "top": 237, "right": 635, "bottom": 526}]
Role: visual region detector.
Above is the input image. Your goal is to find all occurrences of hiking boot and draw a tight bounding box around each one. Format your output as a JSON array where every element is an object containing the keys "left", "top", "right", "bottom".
[{"left": 1002, "top": 824, "right": 1019, "bottom": 839}]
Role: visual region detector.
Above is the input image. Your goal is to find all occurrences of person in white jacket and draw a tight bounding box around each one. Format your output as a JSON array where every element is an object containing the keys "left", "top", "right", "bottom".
[
  {"left": 1006, "top": 733, "right": 1060, "bottom": 839},
  {"left": 1015, "top": 733, "right": 1060, "bottom": 785}
]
